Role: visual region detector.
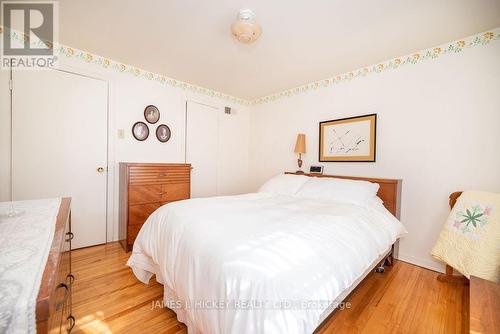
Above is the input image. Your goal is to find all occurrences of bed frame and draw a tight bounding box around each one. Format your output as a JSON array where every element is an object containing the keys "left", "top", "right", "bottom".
[{"left": 285, "top": 172, "right": 403, "bottom": 331}]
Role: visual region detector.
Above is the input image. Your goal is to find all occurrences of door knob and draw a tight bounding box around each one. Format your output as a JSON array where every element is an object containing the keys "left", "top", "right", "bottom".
[{"left": 97, "top": 167, "right": 105, "bottom": 173}]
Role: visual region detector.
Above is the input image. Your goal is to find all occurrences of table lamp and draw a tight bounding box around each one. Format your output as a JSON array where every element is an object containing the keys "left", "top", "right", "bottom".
[{"left": 294, "top": 133, "right": 306, "bottom": 174}]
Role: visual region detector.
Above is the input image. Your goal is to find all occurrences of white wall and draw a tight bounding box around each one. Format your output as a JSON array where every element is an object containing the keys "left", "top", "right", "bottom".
[
  {"left": 250, "top": 41, "right": 500, "bottom": 272},
  {"left": 0, "top": 54, "right": 251, "bottom": 243}
]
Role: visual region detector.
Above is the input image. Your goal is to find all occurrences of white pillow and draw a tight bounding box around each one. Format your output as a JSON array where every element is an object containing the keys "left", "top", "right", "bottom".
[
  {"left": 368, "top": 196, "right": 408, "bottom": 238},
  {"left": 295, "top": 177, "right": 380, "bottom": 205},
  {"left": 258, "top": 174, "right": 309, "bottom": 195}
]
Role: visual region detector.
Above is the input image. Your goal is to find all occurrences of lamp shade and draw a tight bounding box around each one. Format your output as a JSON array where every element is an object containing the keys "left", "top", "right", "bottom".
[{"left": 294, "top": 133, "right": 306, "bottom": 154}]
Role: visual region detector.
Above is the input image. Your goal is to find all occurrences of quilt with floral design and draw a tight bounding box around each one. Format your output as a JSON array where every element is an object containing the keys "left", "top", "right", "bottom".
[{"left": 431, "top": 191, "right": 500, "bottom": 282}]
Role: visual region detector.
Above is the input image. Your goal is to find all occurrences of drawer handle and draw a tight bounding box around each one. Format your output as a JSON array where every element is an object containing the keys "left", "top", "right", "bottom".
[
  {"left": 65, "top": 232, "right": 74, "bottom": 242},
  {"left": 67, "top": 315, "right": 75, "bottom": 333},
  {"left": 66, "top": 274, "right": 75, "bottom": 285},
  {"left": 55, "top": 282, "right": 69, "bottom": 310},
  {"left": 158, "top": 172, "right": 168, "bottom": 177}
]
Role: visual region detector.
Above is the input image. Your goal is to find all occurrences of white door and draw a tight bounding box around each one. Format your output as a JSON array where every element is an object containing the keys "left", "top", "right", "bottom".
[
  {"left": 186, "top": 101, "right": 218, "bottom": 197},
  {"left": 12, "top": 69, "right": 108, "bottom": 249}
]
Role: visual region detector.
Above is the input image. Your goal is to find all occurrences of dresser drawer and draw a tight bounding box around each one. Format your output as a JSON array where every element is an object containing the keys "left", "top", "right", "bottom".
[
  {"left": 129, "top": 203, "right": 161, "bottom": 226},
  {"left": 129, "top": 166, "right": 190, "bottom": 185},
  {"left": 161, "top": 182, "right": 190, "bottom": 201},
  {"left": 48, "top": 243, "right": 71, "bottom": 334},
  {"left": 129, "top": 185, "right": 162, "bottom": 205},
  {"left": 47, "top": 299, "right": 63, "bottom": 334}
]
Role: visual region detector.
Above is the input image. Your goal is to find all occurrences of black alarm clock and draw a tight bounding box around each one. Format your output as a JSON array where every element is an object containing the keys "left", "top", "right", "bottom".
[{"left": 310, "top": 165, "right": 324, "bottom": 174}]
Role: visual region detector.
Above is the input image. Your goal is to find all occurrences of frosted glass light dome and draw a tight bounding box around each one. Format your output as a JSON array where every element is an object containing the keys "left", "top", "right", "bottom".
[{"left": 231, "top": 9, "right": 262, "bottom": 44}]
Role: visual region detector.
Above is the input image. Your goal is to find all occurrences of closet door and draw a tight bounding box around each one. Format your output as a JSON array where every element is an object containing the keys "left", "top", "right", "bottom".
[
  {"left": 12, "top": 69, "right": 108, "bottom": 249},
  {"left": 185, "top": 101, "right": 218, "bottom": 197}
]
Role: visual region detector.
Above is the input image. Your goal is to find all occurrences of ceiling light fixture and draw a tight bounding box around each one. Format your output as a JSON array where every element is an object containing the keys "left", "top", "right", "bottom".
[{"left": 231, "top": 9, "right": 262, "bottom": 44}]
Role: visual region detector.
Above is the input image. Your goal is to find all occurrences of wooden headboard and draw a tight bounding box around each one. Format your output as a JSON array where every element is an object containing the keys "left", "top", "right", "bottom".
[{"left": 285, "top": 172, "right": 402, "bottom": 219}]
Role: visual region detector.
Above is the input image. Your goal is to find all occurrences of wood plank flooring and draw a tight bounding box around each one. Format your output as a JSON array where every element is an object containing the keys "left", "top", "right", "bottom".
[{"left": 72, "top": 242, "right": 468, "bottom": 333}]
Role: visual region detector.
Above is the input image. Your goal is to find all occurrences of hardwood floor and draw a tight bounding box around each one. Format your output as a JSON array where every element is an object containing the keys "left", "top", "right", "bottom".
[
  {"left": 72, "top": 243, "right": 468, "bottom": 333},
  {"left": 72, "top": 243, "right": 186, "bottom": 334}
]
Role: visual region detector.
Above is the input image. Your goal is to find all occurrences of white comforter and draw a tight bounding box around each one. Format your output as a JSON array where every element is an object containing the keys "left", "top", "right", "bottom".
[{"left": 127, "top": 193, "right": 406, "bottom": 334}]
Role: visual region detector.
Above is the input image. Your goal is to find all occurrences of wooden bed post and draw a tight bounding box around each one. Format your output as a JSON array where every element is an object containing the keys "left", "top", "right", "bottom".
[{"left": 436, "top": 191, "right": 468, "bottom": 284}]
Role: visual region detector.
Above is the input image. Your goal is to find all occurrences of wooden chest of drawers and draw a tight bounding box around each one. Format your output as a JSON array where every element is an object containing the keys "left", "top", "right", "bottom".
[
  {"left": 119, "top": 163, "right": 191, "bottom": 252},
  {"left": 36, "top": 197, "right": 75, "bottom": 334}
]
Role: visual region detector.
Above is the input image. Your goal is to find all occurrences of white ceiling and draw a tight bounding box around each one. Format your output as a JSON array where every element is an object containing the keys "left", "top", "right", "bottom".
[{"left": 59, "top": 0, "right": 500, "bottom": 100}]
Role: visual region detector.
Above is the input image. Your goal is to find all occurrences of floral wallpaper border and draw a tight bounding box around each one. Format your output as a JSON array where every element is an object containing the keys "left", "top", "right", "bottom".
[
  {"left": 55, "top": 45, "right": 253, "bottom": 106},
  {"left": 1, "top": 26, "right": 499, "bottom": 106},
  {"left": 253, "top": 28, "right": 500, "bottom": 105},
  {"left": 0, "top": 26, "right": 252, "bottom": 106}
]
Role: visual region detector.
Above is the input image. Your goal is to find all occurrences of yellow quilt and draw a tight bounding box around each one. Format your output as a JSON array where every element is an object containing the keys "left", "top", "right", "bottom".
[{"left": 431, "top": 191, "right": 500, "bottom": 282}]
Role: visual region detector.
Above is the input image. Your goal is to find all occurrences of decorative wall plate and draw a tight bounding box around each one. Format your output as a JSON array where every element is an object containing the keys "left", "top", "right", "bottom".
[
  {"left": 132, "top": 121, "right": 149, "bottom": 141},
  {"left": 144, "top": 105, "right": 160, "bottom": 124},
  {"left": 156, "top": 124, "right": 171, "bottom": 143}
]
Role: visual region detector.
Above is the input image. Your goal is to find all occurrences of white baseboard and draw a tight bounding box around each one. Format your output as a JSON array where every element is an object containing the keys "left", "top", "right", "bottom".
[{"left": 397, "top": 252, "right": 445, "bottom": 273}]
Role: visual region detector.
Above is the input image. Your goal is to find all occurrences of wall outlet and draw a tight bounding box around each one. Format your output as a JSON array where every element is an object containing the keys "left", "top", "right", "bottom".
[{"left": 117, "top": 129, "right": 125, "bottom": 139}]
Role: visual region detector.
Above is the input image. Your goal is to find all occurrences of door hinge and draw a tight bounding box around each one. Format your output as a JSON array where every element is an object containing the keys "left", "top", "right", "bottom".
[{"left": 9, "top": 79, "right": 13, "bottom": 91}]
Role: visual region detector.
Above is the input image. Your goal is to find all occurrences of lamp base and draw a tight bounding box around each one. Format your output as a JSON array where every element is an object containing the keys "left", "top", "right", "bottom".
[
  {"left": 0, "top": 209, "right": 24, "bottom": 219},
  {"left": 296, "top": 156, "right": 304, "bottom": 175},
  {"left": 0, "top": 206, "right": 25, "bottom": 219}
]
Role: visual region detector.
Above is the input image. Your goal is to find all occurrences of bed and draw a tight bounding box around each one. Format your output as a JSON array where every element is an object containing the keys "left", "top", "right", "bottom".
[{"left": 127, "top": 173, "right": 406, "bottom": 334}]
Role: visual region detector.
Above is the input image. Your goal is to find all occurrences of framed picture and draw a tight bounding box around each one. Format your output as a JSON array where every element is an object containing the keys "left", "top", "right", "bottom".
[
  {"left": 144, "top": 105, "right": 160, "bottom": 124},
  {"left": 319, "top": 114, "right": 377, "bottom": 162},
  {"left": 156, "top": 124, "right": 171, "bottom": 143},
  {"left": 132, "top": 121, "right": 149, "bottom": 141}
]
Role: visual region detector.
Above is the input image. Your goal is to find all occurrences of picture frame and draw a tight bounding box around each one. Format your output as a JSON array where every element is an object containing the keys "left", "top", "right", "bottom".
[
  {"left": 156, "top": 124, "right": 171, "bottom": 143},
  {"left": 132, "top": 121, "right": 149, "bottom": 141},
  {"left": 144, "top": 105, "right": 160, "bottom": 124},
  {"left": 319, "top": 114, "right": 377, "bottom": 162}
]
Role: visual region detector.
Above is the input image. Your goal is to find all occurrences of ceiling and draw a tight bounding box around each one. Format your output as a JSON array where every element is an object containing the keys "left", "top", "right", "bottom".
[{"left": 58, "top": 0, "right": 500, "bottom": 100}]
